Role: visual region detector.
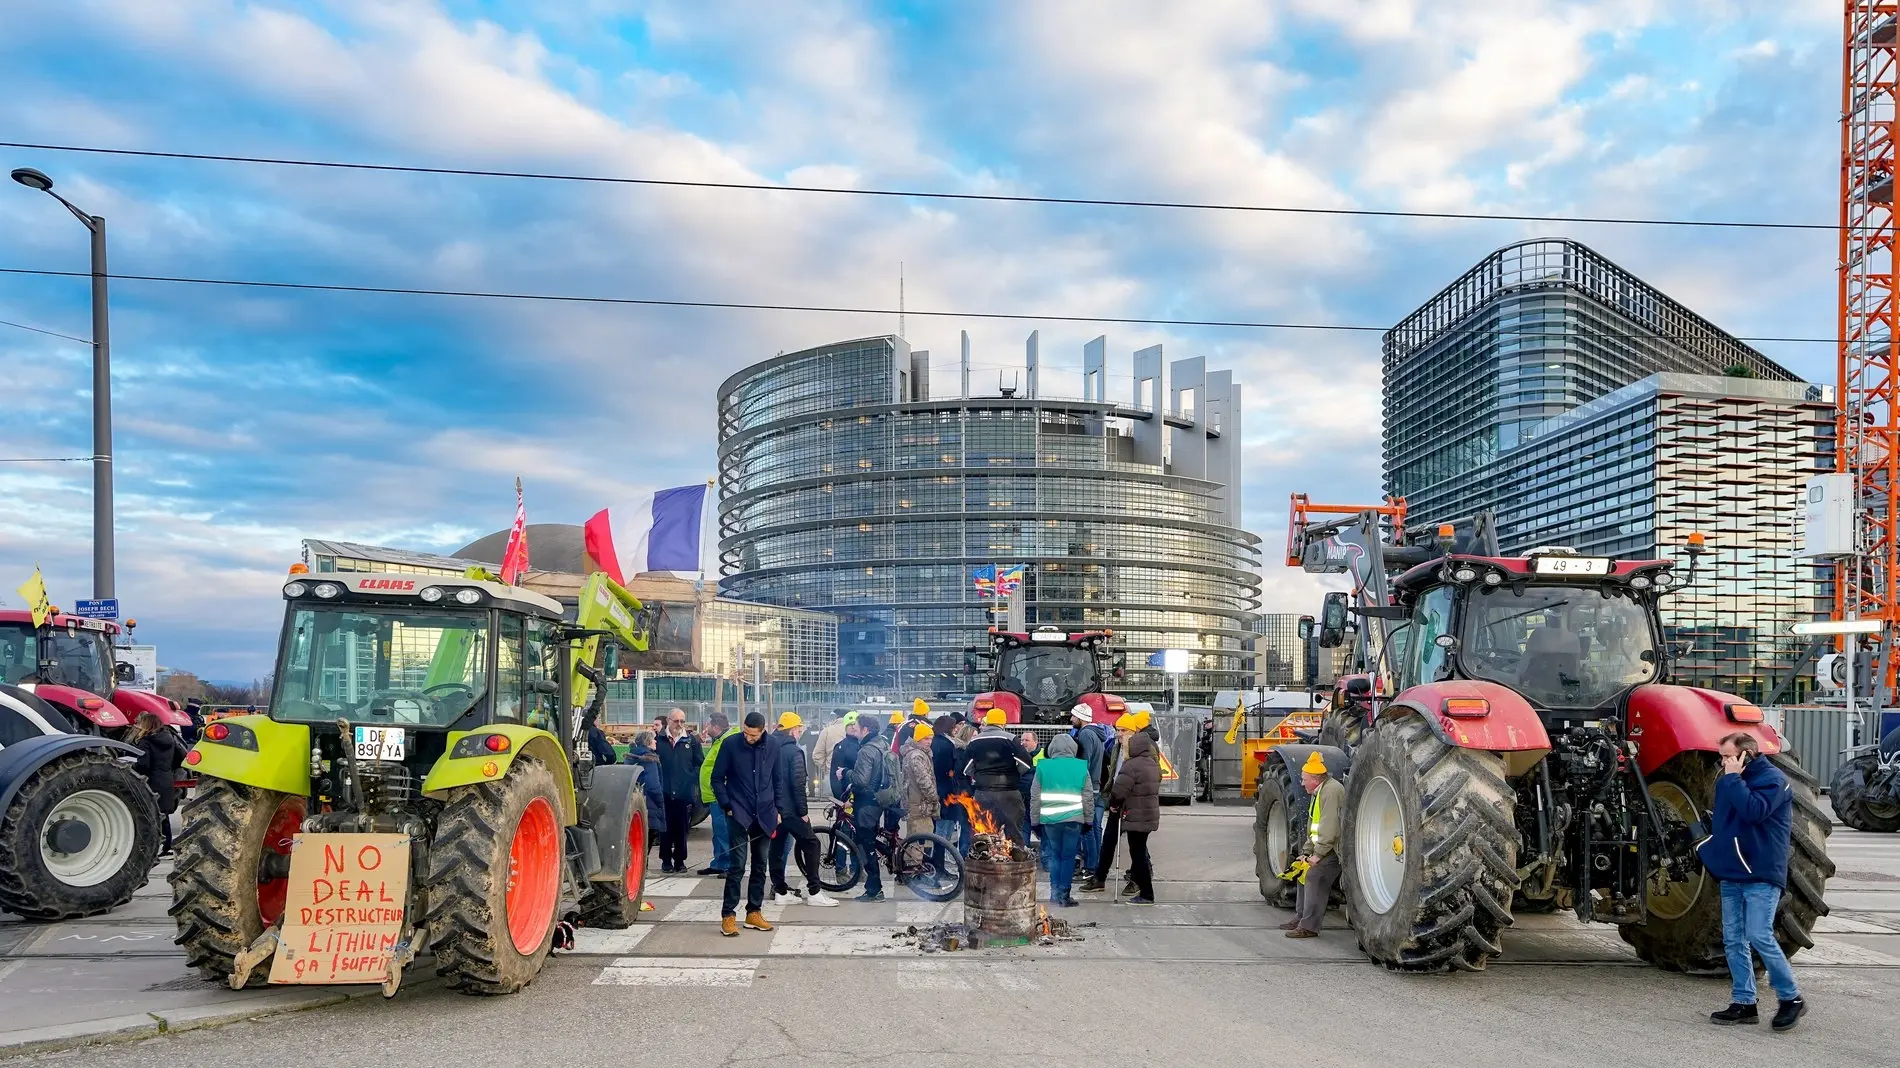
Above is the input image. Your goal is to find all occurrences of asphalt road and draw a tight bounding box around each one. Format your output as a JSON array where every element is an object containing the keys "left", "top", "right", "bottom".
[{"left": 6, "top": 805, "right": 1899, "bottom": 1068}]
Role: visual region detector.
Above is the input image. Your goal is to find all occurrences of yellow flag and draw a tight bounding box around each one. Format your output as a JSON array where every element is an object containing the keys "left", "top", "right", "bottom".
[{"left": 15, "top": 568, "right": 52, "bottom": 627}]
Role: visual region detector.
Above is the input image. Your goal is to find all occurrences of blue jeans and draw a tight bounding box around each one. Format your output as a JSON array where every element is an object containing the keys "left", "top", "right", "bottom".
[
  {"left": 1722, "top": 881, "right": 1799, "bottom": 1004},
  {"left": 934, "top": 816, "right": 960, "bottom": 849},
  {"left": 1082, "top": 804, "right": 1103, "bottom": 874},
  {"left": 1044, "top": 822, "right": 1083, "bottom": 901},
  {"left": 940, "top": 807, "right": 972, "bottom": 859},
  {"left": 707, "top": 805, "right": 731, "bottom": 872}
]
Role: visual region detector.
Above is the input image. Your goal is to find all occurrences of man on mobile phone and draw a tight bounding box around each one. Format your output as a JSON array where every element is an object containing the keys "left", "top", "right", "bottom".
[{"left": 1699, "top": 733, "right": 1806, "bottom": 1031}]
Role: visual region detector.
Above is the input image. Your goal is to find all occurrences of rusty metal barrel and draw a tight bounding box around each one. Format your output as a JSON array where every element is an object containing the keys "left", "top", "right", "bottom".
[{"left": 964, "top": 853, "right": 1038, "bottom": 939}]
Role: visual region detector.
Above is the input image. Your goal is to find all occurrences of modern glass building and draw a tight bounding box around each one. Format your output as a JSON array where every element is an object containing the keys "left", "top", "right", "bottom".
[
  {"left": 716, "top": 334, "right": 1261, "bottom": 699},
  {"left": 1382, "top": 239, "right": 1830, "bottom": 699}
]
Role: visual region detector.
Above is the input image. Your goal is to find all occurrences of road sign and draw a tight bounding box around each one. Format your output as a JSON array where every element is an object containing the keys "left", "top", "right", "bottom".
[{"left": 73, "top": 598, "right": 119, "bottom": 620}]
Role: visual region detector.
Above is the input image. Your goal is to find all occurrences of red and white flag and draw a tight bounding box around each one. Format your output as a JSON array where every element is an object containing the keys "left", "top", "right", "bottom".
[{"left": 500, "top": 478, "right": 530, "bottom": 584}]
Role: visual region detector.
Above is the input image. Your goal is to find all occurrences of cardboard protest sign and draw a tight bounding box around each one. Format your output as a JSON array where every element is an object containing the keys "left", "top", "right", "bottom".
[{"left": 269, "top": 833, "right": 411, "bottom": 985}]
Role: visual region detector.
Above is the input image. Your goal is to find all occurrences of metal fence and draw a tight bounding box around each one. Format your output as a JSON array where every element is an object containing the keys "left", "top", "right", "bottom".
[{"left": 1767, "top": 706, "right": 1850, "bottom": 789}]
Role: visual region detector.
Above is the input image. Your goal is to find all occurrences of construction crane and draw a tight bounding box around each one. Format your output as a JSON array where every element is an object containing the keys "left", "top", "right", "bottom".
[{"left": 1839, "top": 4, "right": 1900, "bottom": 700}]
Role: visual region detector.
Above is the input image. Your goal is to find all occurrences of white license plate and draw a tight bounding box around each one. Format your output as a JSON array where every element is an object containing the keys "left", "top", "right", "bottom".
[
  {"left": 353, "top": 726, "right": 405, "bottom": 761},
  {"left": 1531, "top": 556, "right": 1612, "bottom": 576}
]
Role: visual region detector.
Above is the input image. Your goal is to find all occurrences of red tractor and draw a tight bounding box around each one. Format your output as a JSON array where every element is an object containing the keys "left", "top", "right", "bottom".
[
  {"left": 967, "top": 626, "right": 1130, "bottom": 727},
  {"left": 0, "top": 610, "right": 186, "bottom": 738},
  {"left": 1255, "top": 502, "right": 1835, "bottom": 972}
]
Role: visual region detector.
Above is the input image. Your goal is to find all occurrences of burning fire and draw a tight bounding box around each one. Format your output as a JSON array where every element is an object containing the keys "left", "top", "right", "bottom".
[{"left": 945, "top": 793, "right": 999, "bottom": 836}]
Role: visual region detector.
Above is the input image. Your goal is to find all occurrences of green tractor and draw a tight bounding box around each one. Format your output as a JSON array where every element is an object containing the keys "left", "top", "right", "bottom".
[{"left": 170, "top": 569, "right": 654, "bottom": 995}]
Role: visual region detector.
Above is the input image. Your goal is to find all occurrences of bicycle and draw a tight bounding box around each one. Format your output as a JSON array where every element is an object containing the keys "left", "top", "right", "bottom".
[{"left": 813, "top": 801, "right": 963, "bottom": 901}]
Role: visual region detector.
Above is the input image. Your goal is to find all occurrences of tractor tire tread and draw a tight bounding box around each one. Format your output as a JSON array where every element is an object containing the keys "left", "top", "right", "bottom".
[{"left": 0, "top": 751, "right": 160, "bottom": 921}]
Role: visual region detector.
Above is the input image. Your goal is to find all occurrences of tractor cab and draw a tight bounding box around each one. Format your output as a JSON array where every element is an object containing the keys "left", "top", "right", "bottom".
[
  {"left": 262, "top": 571, "right": 577, "bottom": 826},
  {"left": 1321, "top": 549, "right": 1686, "bottom": 719},
  {"left": 970, "top": 626, "right": 1128, "bottom": 726},
  {"left": 0, "top": 610, "right": 181, "bottom": 735}
]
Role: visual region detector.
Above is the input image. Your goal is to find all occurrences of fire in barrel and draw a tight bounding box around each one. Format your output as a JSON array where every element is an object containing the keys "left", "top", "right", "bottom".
[{"left": 947, "top": 793, "right": 1038, "bottom": 940}]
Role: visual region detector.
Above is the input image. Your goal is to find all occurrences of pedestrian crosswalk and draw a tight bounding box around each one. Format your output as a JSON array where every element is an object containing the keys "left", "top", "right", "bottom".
[{"left": 593, "top": 957, "right": 761, "bottom": 987}]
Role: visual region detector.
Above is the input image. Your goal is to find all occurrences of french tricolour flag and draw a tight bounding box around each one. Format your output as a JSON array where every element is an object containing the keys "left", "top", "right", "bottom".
[{"left": 584, "top": 483, "right": 712, "bottom": 583}]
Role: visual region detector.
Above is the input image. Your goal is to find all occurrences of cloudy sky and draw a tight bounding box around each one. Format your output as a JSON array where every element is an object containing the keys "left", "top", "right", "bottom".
[{"left": 0, "top": 0, "right": 1843, "bottom": 680}]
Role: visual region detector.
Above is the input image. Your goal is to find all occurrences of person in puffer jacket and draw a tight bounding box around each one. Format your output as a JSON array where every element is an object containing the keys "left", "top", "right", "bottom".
[{"left": 1697, "top": 733, "right": 1805, "bottom": 1031}]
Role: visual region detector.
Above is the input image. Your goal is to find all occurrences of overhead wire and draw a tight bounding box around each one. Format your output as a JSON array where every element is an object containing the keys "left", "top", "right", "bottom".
[
  {"left": 0, "top": 141, "right": 1841, "bottom": 233},
  {"left": 0, "top": 317, "right": 90, "bottom": 345},
  {"left": 0, "top": 265, "right": 1840, "bottom": 345}
]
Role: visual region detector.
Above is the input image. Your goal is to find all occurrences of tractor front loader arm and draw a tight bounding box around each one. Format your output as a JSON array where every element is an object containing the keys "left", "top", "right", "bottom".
[{"left": 566, "top": 572, "right": 655, "bottom": 719}]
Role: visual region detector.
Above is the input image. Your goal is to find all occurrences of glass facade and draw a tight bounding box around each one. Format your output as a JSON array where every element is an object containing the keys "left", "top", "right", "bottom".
[
  {"left": 717, "top": 335, "right": 1261, "bottom": 699},
  {"left": 1383, "top": 240, "right": 1829, "bottom": 700}
]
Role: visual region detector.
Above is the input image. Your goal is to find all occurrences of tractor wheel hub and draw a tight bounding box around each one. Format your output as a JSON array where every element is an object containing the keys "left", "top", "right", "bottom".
[{"left": 45, "top": 817, "right": 92, "bottom": 855}]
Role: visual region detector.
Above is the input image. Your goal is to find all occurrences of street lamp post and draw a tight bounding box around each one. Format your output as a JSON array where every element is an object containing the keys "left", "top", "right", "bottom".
[{"left": 11, "top": 167, "right": 113, "bottom": 600}]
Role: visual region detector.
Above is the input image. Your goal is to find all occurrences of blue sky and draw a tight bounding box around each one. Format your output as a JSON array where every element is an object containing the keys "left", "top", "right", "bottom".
[{"left": 0, "top": 0, "right": 1844, "bottom": 679}]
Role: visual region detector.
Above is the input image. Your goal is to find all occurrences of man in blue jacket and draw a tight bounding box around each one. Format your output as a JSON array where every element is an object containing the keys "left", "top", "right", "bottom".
[
  {"left": 1699, "top": 732, "right": 1806, "bottom": 1031},
  {"left": 711, "top": 712, "right": 781, "bottom": 937}
]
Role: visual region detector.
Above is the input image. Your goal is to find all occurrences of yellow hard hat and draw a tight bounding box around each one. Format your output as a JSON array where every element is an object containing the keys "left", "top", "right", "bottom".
[
  {"left": 1302, "top": 751, "right": 1328, "bottom": 776},
  {"left": 778, "top": 711, "right": 803, "bottom": 729},
  {"left": 984, "top": 708, "right": 1007, "bottom": 726},
  {"left": 913, "top": 723, "right": 935, "bottom": 740}
]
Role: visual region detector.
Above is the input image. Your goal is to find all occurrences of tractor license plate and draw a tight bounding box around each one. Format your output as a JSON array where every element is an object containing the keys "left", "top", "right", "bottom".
[{"left": 353, "top": 726, "right": 405, "bottom": 761}]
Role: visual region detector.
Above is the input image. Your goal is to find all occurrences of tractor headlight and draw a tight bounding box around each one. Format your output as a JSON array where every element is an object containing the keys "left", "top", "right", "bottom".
[
  {"left": 313, "top": 583, "right": 342, "bottom": 599},
  {"left": 453, "top": 588, "right": 484, "bottom": 605},
  {"left": 1483, "top": 571, "right": 1504, "bottom": 586},
  {"left": 1655, "top": 571, "right": 1675, "bottom": 587},
  {"left": 1453, "top": 567, "right": 1478, "bottom": 583},
  {"left": 419, "top": 586, "right": 445, "bottom": 603},
  {"left": 283, "top": 581, "right": 308, "bottom": 598},
  {"left": 1630, "top": 575, "right": 1653, "bottom": 589}
]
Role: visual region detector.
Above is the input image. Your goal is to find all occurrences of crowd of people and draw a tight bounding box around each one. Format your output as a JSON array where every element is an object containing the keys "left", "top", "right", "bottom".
[{"left": 618, "top": 701, "right": 1170, "bottom": 934}]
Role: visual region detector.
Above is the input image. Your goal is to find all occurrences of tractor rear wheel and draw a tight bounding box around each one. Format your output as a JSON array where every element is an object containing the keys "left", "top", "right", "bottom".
[
  {"left": 580, "top": 794, "right": 651, "bottom": 929},
  {"left": 1253, "top": 758, "right": 1302, "bottom": 908},
  {"left": 1341, "top": 713, "right": 1519, "bottom": 971},
  {"left": 0, "top": 752, "right": 160, "bottom": 921},
  {"left": 169, "top": 779, "right": 305, "bottom": 986},
  {"left": 425, "top": 758, "right": 566, "bottom": 995},
  {"left": 1621, "top": 753, "right": 1835, "bottom": 972},
  {"left": 1829, "top": 754, "right": 1900, "bottom": 833}
]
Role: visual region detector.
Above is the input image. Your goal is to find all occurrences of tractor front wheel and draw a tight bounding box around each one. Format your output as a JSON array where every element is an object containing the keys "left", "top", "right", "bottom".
[
  {"left": 425, "top": 758, "right": 566, "bottom": 995},
  {"left": 1623, "top": 753, "right": 1834, "bottom": 972},
  {"left": 1253, "top": 757, "right": 1302, "bottom": 908},
  {"left": 0, "top": 751, "right": 161, "bottom": 921},
  {"left": 1829, "top": 753, "right": 1900, "bottom": 833},
  {"left": 580, "top": 794, "right": 651, "bottom": 930},
  {"left": 1341, "top": 713, "right": 1519, "bottom": 971},
  {"left": 169, "top": 779, "right": 305, "bottom": 986}
]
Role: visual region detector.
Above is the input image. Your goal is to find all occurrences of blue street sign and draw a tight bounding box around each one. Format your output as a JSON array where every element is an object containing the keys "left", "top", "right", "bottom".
[{"left": 73, "top": 598, "right": 119, "bottom": 620}]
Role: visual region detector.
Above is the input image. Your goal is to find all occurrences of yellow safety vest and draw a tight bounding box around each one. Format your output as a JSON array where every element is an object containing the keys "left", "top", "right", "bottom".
[{"left": 1308, "top": 788, "right": 1323, "bottom": 847}]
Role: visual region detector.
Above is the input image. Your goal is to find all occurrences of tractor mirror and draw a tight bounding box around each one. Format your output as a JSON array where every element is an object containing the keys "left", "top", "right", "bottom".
[
  {"left": 1111, "top": 651, "right": 1128, "bottom": 681},
  {"left": 1318, "top": 592, "right": 1349, "bottom": 648},
  {"left": 529, "top": 678, "right": 560, "bottom": 695},
  {"left": 1297, "top": 616, "right": 1314, "bottom": 641},
  {"left": 114, "top": 661, "right": 137, "bottom": 683}
]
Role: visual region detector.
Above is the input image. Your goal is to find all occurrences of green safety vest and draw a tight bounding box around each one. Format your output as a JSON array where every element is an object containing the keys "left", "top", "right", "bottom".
[
  {"left": 1036, "top": 757, "right": 1089, "bottom": 824},
  {"left": 701, "top": 727, "right": 739, "bottom": 804},
  {"left": 1308, "top": 788, "right": 1323, "bottom": 846}
]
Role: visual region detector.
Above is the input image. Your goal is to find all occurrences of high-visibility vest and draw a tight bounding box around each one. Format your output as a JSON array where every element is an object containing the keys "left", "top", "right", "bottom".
[
  {"left": 1036, "top": 757, "right": 1089, "bottom": 824},
  {"left": 1308, "top": 787, "right": 1323, "bottom": 847}
]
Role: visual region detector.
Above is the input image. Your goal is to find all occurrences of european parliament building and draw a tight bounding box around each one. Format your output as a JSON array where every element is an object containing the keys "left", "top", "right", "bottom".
[
  {"left": 715, "top": 334, "right": 1261, "bottom": 698},
  {"left": 1384, "top": 239, "right": 1832, "bottom": 699}
]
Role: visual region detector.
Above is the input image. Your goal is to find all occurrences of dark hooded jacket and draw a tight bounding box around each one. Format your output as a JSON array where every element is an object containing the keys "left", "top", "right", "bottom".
[
  {"left": 1109, "top": 731, "right": 1162, "bottom": 833},
  {"left": 623, "top": 742, "right": 669, "bottom": 836},
  {"left": 1696, "top": 755, "right": 1793, "bottom": 888},
  {"left": 133, "top": 727, "right": 185, "bottom": 813}
]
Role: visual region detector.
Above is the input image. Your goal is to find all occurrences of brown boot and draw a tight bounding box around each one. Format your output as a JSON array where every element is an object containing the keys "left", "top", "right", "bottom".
[
  {"left": 1285, "top": 928, "right": 1318, "bottom": 939},
  {"left": 744, "top": 910, "right": 775, "bottom": 932},
  {"left": 1276, "top": 920, "right": 1301, "bottom": 930},
  {"left": 720, "top": 914, "right": 739, "bottom": 937}
]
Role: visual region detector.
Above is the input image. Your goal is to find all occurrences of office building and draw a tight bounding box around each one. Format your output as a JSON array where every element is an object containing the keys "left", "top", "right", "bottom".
[
  {"left": 716, "top": 334, "right": 1261, "bottom": 698},
  {"left": 1382, "top": 239, "right": 1828, "bottom": 699}
]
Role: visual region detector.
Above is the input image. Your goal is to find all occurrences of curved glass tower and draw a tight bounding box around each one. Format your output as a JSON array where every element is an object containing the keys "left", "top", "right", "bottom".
[{"left": 716, "top": 335, "right": 1260, "bottom": 698}]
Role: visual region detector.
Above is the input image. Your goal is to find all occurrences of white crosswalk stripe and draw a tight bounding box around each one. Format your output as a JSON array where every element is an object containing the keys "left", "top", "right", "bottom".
[
  {"left": 592, "top": 957, "right": 760, "bottom": 986},
  {"left": 570, "top": 927, "right": 656, "bottom": 955},
  {"left": 643, "top": 877, "right": 705, "bottom": 897},
  {"left": 891, "top": 961, "right": 1041, "bottom": 990},
  {"left": 662, "top": 900, "right": 786, "bottom": 923}
]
